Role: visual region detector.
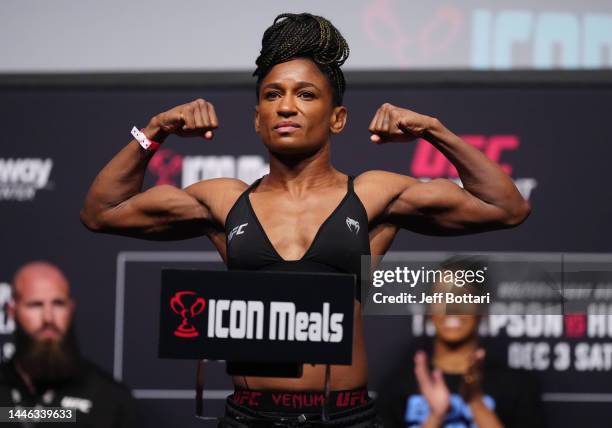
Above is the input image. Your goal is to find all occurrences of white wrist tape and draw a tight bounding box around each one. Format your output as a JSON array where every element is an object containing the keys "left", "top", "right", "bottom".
[{"left": 131, "top": 127, "right": 161, "bottom": 151}]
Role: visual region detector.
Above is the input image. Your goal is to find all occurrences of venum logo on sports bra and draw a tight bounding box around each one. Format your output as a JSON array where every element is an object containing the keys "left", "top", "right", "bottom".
[
  {"left": 345, "top": 217, "right": 360, "bottom": 234},
  {"left": 170, "top": 293, "right": 344, "bottom": 343}
]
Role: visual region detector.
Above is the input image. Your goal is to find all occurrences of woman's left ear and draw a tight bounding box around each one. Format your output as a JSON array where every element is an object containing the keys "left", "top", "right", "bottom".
[{"left": 330, "top": 106, "right": 347, "bottom": 134}]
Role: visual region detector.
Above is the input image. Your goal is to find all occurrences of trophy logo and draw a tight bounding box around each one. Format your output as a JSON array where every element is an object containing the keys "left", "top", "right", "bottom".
[
  {"left": 170, "top": 291, "right": 206, "bottom": 338},
  {"left": 148, "top": 148, "right": 183, "bottom": 186}
]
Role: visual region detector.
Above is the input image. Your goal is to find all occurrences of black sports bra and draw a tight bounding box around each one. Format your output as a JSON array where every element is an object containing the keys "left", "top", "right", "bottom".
[{"left": 225, "top": 175, "right": 371, "bottom": 300}]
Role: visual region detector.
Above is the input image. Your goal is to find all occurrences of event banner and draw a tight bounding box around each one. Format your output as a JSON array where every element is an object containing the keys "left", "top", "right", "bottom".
[
  {"left": 1, "top": 82, "right": 611, "bottom": 427},
  {"left": 4, "top": 0, "right": 612, "bottom": 72}
]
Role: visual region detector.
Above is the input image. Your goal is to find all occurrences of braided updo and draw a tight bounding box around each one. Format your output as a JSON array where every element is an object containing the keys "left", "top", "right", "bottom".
[{"left": 253, "top": 13, "right": 350, "bottom": 106}]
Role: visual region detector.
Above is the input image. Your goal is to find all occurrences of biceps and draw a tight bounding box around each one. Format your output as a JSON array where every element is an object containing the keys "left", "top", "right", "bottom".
[
  {"left": 100, "top": 185, "right": 210, "bottom": 239},
  {"left": 386, "top": 179, "right": 507, "bottom": 233}
]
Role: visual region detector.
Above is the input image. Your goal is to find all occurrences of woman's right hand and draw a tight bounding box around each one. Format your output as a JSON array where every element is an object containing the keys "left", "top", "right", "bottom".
[
  {"left": 414, "top": 350, "right": 450, "bottom": 426},
  {"left": 144, "top": 98, "right": 219, "bottom": 142}
]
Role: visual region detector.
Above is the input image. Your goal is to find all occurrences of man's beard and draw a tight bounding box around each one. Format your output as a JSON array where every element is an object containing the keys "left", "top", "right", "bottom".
[{"left": 14, "top": 324, "right": 81, "bottom": 387}]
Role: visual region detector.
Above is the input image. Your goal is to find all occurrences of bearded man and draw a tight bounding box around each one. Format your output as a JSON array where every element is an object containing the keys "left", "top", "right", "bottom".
[{"left": 0, "top": 261, "right": 141, "bottom": 428}]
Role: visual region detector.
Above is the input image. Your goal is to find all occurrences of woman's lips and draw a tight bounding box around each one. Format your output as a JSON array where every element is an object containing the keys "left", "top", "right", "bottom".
[
  {"left": 275, "top": 125, "right": 300, "bottom": 134},
  {"left": 274, "top": 121, "right": 300, "bottom": 134}
]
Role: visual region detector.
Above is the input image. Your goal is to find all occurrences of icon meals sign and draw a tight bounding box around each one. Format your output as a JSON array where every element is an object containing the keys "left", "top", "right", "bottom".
[{"left": 158, "top": 270, "right": 355, "bottom": 365}]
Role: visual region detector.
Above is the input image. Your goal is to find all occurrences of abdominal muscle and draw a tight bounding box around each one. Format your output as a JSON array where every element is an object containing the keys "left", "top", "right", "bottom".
[{"left": 232, "top": 301, "right": 368, "bottom": 391}]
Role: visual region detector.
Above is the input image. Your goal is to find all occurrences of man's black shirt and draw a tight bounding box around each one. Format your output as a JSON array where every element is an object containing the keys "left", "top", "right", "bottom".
[{"left": 0, "top": 359, "right": 141, "bottom": 428}]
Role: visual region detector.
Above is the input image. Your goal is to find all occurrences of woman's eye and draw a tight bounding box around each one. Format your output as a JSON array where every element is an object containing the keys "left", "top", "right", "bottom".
[
  {"left": 265, "top": 92, "right": 280, "bottom": 100},
  {"left": 300, "top": 92, "right": 314, "bottom": 99}
]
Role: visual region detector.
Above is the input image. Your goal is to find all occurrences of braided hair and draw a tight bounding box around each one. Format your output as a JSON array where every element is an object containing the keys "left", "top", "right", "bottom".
[{"left": 253, "top": 13, "right": 350, "bottom": 106}]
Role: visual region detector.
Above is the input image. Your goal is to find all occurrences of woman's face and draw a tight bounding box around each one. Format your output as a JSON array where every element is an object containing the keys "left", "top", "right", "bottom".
[{"left": 255, "top": 58, "right": 346, "bottom": 156}]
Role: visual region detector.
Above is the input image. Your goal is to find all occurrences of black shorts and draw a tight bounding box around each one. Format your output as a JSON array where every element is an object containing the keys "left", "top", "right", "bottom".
[{"left": 217, "top": 387, "right": 382, "bottom": 427}]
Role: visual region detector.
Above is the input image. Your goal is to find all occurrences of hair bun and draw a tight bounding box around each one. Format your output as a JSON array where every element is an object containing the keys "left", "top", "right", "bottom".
[{"left": 254, "top": 13, "right": 349, "bottom": 105}]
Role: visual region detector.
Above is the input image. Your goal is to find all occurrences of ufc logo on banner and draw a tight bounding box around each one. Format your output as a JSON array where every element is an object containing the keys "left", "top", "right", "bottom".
[{"left": 411, "top": 135, "right": 519, "bottom": 177}]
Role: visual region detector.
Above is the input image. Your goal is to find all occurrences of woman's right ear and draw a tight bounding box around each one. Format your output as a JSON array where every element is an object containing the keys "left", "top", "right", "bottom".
[{"left": 254, "top": 106, "right": 260, "bottom": 134}]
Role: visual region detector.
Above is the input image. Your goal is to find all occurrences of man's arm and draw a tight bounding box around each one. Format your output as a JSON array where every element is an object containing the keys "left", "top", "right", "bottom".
[
  {"left": 361, "top": 104, "right": 530, "bottom": 235},
  {"left": 80, "top": 99, "right": 242, "bottom": 240}
]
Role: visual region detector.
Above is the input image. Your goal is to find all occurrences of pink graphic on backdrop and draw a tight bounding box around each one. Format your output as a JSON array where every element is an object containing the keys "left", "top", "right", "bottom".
[
  {"left": 148, "top": 148, "right": 183, "bottom": 186},
  {"left": 411, "top": 135, "right": 520, "bottom": 178},
  {"left": 564, "top": 313, "right": 586, "bottom": 338},
  {"left": 363, "top": 0, "right": 463, "bottom": 66},
  {"left": 483, "top": 136, "right": 519, "bottom": 176}
]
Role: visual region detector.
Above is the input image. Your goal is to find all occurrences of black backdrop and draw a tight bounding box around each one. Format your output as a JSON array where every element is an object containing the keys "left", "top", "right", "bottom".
[{"left": 1, "top": 75, "right": 611, "bottom": 426}]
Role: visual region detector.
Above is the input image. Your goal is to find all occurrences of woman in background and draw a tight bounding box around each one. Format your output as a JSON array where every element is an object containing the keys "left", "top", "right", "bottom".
[{"left": 376, "top": 259, "right": 544, "bottom": 428}]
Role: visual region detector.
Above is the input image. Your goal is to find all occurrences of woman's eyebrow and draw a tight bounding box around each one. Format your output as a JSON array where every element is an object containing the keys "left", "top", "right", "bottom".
[
  {"left": 295, "top": 81, "right": 318, "bottom": 89},
  {"left": 262, "top": 81, "right": 319, "bottom": 90}
]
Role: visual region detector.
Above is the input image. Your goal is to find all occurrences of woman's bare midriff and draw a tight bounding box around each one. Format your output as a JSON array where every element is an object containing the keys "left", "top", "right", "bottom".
[{"left": 232, "top": 301, "right": 368, "bottom": 391}]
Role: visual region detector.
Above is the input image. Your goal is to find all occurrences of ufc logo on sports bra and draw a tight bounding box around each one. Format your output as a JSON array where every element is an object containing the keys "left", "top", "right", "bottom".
[{"left": 228, "top": 223, "right": 248, "bottom": 242}]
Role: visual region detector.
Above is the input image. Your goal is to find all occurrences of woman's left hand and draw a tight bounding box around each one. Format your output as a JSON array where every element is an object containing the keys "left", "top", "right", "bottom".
[
  {"left": 368, "top": 103, "right": 436, "bottom": 144},
  {"left": 460, "top": 348, "right": 486, "bottom": 403}
]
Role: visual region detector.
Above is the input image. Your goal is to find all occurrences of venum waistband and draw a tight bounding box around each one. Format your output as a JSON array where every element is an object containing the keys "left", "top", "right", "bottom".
[{"left": 230, "top": 386, "right": 371, "bottom": 414}]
